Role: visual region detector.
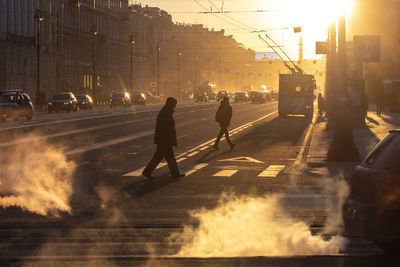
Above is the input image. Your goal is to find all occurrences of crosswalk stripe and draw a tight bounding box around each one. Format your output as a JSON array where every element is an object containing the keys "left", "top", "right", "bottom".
[
  {"left": 124, "top": 162, "right": 168, "bottom": 177},
  {"left": 183, "top": 163, "right": 209, "bottom": 176},
  {"left": 187, "top": 151, "right": 199, "bottom": 157},
  {"left": 199, "top": 145, "right": 210, "bottom": 151},
  {"left": 258, "top": 165, "right": 286, "bottom": 177},
  {"left": 177, "top": 157, "right": 187, "bottom": 163},
  {"left": 213, "top": 170, "right": 238, "bottom": 177}
]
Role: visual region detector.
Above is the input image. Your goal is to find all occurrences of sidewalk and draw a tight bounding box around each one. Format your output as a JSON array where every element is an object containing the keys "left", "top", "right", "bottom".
[{"left": 306, "top": 108, "right": 400, "bottom": 178}]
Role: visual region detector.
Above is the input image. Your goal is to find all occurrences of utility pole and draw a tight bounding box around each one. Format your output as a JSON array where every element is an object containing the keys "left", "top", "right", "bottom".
[
  {"left": 327, "top": 12, "right": 359, "bottom": 162},
  {"left": 178, "top": 48, "right": 182, "bottom": 99},
  {"left": 194, "top": 55, "right": 198, "bottom": 93},
  {"left": 130, "top": 35, "right": 135, "bottom": 94},
  {"left": 91, "top": 24, "right": 98, "bottom": 100},
  {"left": 34, "top": 9, "right": 44, "bottom": 106},
  {"left": 157, "top": 42, "right": 161, "bottom": 96},
  {"left": 76, "top": 0, "right": 81, "bottom": 92}
]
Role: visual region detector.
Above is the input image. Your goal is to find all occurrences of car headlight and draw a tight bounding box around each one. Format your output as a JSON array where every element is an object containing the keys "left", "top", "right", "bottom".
[
  {"left": 64, "top": 101, "right": 69, "bottom": 105},
  {"left": 48, "top": 102, "right": 52, "bottom": 105}
]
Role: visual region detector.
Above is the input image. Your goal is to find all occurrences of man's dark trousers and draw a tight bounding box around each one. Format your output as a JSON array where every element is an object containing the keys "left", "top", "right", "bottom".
[
  {"left": 143, "top": 144, "right": 179, "bottom": 176},
  {"left": 215, "top": 125, "right": 233, "bottom": 146}
]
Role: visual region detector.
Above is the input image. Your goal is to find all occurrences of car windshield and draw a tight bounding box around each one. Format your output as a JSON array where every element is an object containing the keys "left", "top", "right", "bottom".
[
  {"left": 52, "top": 94, "right": 71, "bottom": 100},
  {"left": 112, "top": 93, "right": 125, "bottom": 98},
  {"left": 76, "top": 95, "right": 86, "bottom": 100},
  {"left": 365, "top": 134, "right": 400, "bottom": 169}
]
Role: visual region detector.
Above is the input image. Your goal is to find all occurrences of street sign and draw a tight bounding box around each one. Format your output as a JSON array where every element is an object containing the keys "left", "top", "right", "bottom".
[
  {"left": 354, "top": 36, "right": 380, "bottom": 63},
  {"left": 315, "top": 42, "right": 329, "bottom": 55}
]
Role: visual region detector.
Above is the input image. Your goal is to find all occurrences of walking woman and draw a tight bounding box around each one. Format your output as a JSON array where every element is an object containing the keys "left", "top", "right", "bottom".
[{"left": 213, "top": 97, "right": 235, "bottom": 150}]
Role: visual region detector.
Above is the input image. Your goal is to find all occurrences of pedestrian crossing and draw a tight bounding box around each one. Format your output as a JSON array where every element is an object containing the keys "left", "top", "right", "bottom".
[{"left": 123, "top": 163, "right": 286, "bottom": 178}]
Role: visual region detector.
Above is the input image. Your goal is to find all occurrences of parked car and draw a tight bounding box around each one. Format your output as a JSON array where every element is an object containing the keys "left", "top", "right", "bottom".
[
  {"left": 48, "top": 92, "right": 78, "bottom": 113},
  {"left": 263, "top": 91, "right": 272, "bottom": 102},
  {"left": 250, "top": 91, "right": 267, "bottom": 103},
  {"left": 132, "top": 92, "right": 146, "bottom": 105},
  {"left": 194, "top": 92, "right": 208, "bottom": 102},
  {"left": 0, "top": 90, "right": 33, "bottom": 122},
  {"left": 110, "top": 92, "right": 131, "bottom": 108},
  {"left": 216, "top": 91, "right": 229, "bottom": 102},
  {"left": 141, "top": 91, "right": 160, "bottom": 103},
  {"left": 207, "top": 92, "right": 217, "bottom": 101},
  {"left": 76, "top": 94, "right": 93, "bottom": 110},
  {"left": 233, "top": 92, "right": 249, "bottom": 103},
  {"left": 343, "top": 130, "right": 400, "bottom": 252}
]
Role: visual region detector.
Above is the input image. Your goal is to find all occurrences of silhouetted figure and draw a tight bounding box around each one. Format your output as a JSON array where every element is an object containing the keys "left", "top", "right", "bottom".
[
  {"left": 142, "top": 97, "right": 185, "bottom": 180},
  {"left": 318, "top": 93, "right": 325, "bottom": 116},
  {"left": 213, "top": 97, "right": 235, "bottom": 150},
  {"left": 376, "top": 91, "right": 385, "bottom": 116}
]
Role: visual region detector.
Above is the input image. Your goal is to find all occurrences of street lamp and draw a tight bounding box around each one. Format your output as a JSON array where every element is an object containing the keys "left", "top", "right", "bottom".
[
  {"left": 91, "top": 24, "right": 98, "bottom": 101},
  {"left": 157, "top": 42, "right": 161, "bottom": 96},
  {"left": 129, "top": 35, "right": 135, "bottom": 94},
  {"left": 34, "top": 8, "right": 44, "bottom": 107},
  {"left": 76, "top": 0, "right": 82, "bottom": 92},
  {"left": 178, "top": 48, "right": 182, "bottom": 99}
]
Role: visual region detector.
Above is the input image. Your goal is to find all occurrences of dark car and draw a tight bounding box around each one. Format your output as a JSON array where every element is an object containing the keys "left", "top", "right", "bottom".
[
  {"left": 249, "top": 91, "right": 266, "bottom": 103},
  {"left": 76, "top": 94, "right": 93, "bottom": 111},
  {"left": 194, "top": 92, "right": 208, "bottom": 102},
  {"left": 141, "top": 91, "right": 160, "bottom": 103},
  {"left": 263, "top": 91, "right": 272, "bottom": 102},
  {"left": 132, "top": 93, "right": 146, "bottom": 105},
  {"left": 216, "top": 91, "right": 229, "bottom": 102},
  {"left": 48, "top": 92, "right": 78, "bottom": 113},
  {"left": 233, "top": 92, "right": 249, "bottom": 103},
  {"left": 208, "top": 92, "right": 217, "bottom": 101},
  {"left": 110, "top": 92, "right": 131, "bottom": 108},
  {"left": 343, "top": 130, "right": 400, "bottom": 252},
  {"left": 0, "top": 90, "right": 34, "bottom": 122}
]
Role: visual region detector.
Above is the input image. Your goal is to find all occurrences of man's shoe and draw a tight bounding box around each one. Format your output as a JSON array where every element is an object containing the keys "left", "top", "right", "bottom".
[
  {"left": 142, "top": 171, "right": 155, "bottom": 179},
  {"left": 230, "top": 144, "right": 236, "bottom": 151},
  {"left": 213, "top": 145, "right": 220, "bottom": 150}
]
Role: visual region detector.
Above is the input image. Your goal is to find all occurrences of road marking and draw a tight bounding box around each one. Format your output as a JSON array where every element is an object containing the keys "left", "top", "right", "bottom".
[
  {"left": 184, "top": 163, "right": 209, "bottom": 176},
  {"left": 177, "top": 157, "right": 187, "bottom": 163},
  {"left": 187, "top": 151, "right": 199, "bottom": 157},
  {"left": 213, "top": 170, "right": 238, "bottom": 177},
  {"left": 258, "top": 165, "right": 286, "bottom": 177},
  {"left": 218, "top": 157, "right": 263, "bottom": 164},
  {"left": 294, "top": 107, "right": 317, "bottom": 166},
  {"left": 123, "top": 162, "right": 168, "bottom": 177},
  {"left": 199, "top": 145, "right": 210, "bottom": 151}
]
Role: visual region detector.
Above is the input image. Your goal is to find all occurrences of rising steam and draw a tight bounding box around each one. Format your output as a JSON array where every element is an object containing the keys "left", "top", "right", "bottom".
[
  {"left": 0, "top": 136, "right": 75, "bottom": 216},
  {"left": 171, "top": 192, "right": 348, "bottom": 257}
]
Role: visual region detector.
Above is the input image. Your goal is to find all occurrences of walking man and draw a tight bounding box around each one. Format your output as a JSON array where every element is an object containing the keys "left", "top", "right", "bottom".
[
  {"left": 213, "top": 97, "right": 235, "bottom": 150},
  {"left": 142, "top": 97, "right": 185, "bottom": 180}
]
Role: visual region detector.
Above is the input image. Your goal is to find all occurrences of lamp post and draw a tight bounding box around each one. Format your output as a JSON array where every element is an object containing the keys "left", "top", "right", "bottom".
[
  {"left": 157, "top": 42, "right": 161, "bottom": 96},
  {"left": 129, "top": 35, "right": 135, "bottom": 94},
  {"left": 34, "top": 8, "right": 44, "bottom": 107},
  {"left": 76, "top": 0, "right": 82, "bottom": 92},
  {"left": 178, "top": 48, "right": 182, "bottom": 99},
  {"left": 194, "top": 55, "right": 198, "bottom": 93},
  {"left": 91, "top": 24, "right": 98, "bottom": 101}
]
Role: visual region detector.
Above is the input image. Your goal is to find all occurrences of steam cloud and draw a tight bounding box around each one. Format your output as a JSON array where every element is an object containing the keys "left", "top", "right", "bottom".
[
  {"left": 171, "top": 190, "right": 348, "bottom": 257},
  {"left": 0, "top": 136, "right": 75, "bottom": 216}
]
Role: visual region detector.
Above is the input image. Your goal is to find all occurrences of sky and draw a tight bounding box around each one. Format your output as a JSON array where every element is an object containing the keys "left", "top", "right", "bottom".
[{"left": 131, "top": 0, "right": 353, "bottom": 60}]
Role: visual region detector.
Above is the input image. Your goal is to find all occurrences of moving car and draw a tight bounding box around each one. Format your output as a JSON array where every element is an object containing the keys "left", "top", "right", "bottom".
[
  {"left": 132, "top": 92, "right": 146, "bottom": 105},
  {"left": 216, "top": 91, "right": 229, "bottom": 102},
  {"left": 110, "top": 92, "right": 131, "bottom": 108},
  {"left": 233, "top": 92, "right": 249, "bottom": 103},
  {"left": 343, "top": 130, "right": 400, "bottom": 252},
  {"left": 0, "top": 90, "right": 33, "bottom": 122},
  {"left": 194, "top": 92, "right": 208, "bottom": 102},
  {"left": 141, "top": 91, "right": 160, "bottom": 103},
  {"left": 250, "top": 91, "right": 267, "bottom": 103},
  {"left": 207, "top": 92, "right": 217, "bottom": 101},
  {"left": 76, "top": 94, "right": 93, "bottom": 110},
  {"left": 48, "top": 92, "right": 78, "bottom": 113}
]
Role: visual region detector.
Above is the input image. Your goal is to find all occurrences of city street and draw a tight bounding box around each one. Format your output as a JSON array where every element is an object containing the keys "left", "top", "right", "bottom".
[{"left": 0, "top": 101, "right": 395, "bottom": 266}]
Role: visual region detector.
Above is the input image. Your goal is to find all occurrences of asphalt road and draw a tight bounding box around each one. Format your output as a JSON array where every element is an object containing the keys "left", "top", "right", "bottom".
[{"left": 0, "top": 101, "right": 397, "bottom": 266}]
